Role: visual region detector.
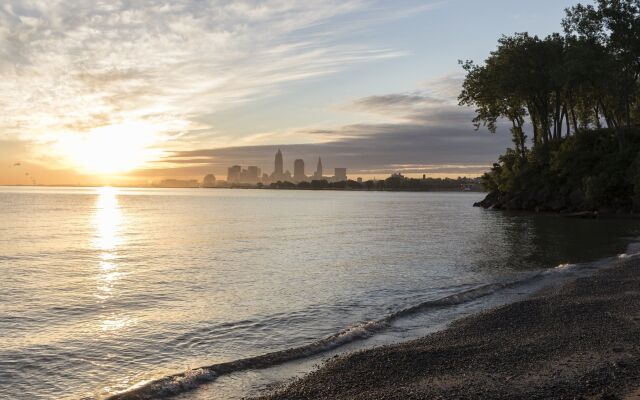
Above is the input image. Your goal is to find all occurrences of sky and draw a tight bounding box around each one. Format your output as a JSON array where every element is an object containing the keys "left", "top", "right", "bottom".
[{"left": 0, "top": 0, "right": 588, "bottom": 185}]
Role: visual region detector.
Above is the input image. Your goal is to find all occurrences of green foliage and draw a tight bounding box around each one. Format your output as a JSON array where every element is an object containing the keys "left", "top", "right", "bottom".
[
  {"left": 461, "top": 0, "right": 640, "bottom": 154},
  {"left": 482, "top": 128, "right": 640, "bottom": 211},
  {"left": 267, "top": 177, "right": 480, "bottom": 192},
  {"left": 468, "top": 0, "right": 640, "bottom": 212}
]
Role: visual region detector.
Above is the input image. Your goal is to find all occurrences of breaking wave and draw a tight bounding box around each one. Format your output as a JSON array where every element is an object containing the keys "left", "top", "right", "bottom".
[
  {"left": 106, "top": 275, "right": 552, "bottom": 399},
  {"left": 108, "top": 249, "right": 640, "bottom": 400}
]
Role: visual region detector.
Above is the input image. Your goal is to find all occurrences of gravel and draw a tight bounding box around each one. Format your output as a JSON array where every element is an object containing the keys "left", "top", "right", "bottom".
[{"left": 254, "top": 257, "right": 640, "bottom": 400}]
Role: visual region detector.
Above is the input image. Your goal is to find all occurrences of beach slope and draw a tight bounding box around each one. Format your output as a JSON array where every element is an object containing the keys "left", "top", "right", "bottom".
[{"left": 258, "top": 257, "right": 640, "bottom": 399}]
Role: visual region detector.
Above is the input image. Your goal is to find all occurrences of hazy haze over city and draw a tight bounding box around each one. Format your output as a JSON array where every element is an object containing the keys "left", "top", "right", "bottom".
[{"left": 1, "top": 0, "right": 582, "bottom": 185}]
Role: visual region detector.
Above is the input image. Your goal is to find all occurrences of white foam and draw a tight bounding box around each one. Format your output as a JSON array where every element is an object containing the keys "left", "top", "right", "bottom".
[{"left": 108, "top": 246, "right": 640, "bottom": 400}]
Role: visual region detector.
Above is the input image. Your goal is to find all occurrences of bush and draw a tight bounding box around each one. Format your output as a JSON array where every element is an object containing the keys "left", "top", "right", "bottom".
[{"left": 481, "top": 128, "right": 640, "bottom": 212}]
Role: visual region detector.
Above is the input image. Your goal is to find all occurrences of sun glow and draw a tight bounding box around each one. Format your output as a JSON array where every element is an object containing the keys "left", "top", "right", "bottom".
[{"left": 59, "top": 122, "right": 161, "bottom": 175}]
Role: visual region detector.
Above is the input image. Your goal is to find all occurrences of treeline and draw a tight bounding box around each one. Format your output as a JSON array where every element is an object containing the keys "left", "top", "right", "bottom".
[
  {"left": 462, "top": 0, "right": 640, "bottom": 212},
  {"left": 249, "top": 176, "right": 481, "bottom": 192},
  {"left": 460, "top": 0, "right": 639, "bottom": 157}
]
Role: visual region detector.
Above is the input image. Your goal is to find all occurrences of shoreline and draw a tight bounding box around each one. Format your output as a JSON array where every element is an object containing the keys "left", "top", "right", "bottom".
[
  {"left": 255, "top": 255, "right": 640, "bottom": 400},
  {"left": 0, "top": 184, "right": 482, "bottom": 193}
]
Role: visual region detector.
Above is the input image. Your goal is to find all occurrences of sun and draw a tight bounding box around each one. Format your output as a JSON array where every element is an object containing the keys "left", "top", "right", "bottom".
[{"left": 60, "top": 122, "right": 161, "bottom": 175}]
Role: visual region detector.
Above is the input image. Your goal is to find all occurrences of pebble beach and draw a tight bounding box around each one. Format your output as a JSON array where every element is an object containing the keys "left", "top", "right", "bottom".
[{"left": 257, "top": 256, "right": 640, "bottom": 400}]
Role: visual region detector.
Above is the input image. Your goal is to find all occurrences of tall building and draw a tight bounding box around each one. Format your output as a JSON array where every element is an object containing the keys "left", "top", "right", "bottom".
[
  {"left": 246, "top": 166, "right": 261, "bottom": 182},
  {"left": 293, "top": 159, "right": 306, "bottom": 182},
  {"left": 274, "top": 149, "right": 283, "bottom": 176},
  {"left": 270, "top": 149, "right": 286, "bottom": 181},
  {"left": 333, "top": 167, "right": 347, "bottom": 182},
  {"left": 313, "top": 157, "right": 323, "bottom": 180},
  {"left": 227, "top": 165, "right": 241, "bottom": 183}
]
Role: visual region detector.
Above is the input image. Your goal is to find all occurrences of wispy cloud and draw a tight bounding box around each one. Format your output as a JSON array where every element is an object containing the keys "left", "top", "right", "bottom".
[
  {"left": 133, "top": 72, "right": 512, "bottom": 179},
  {"left": 0, "top": 0, "right": 422, "bottom": 169},
  {"left": 2, "top": 0, "right": 501, "bottom": 182},
  {"left": 345, "top": 73, "right": 465, "bottom": 124}
]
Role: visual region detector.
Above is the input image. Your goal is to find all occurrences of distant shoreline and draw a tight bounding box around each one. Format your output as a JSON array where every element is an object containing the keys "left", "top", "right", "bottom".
[
  {"left": 256, "top": 255, "right": 640, "bottom": 400},
  {"left": 0, "top": 184, "right": 484, "bottom": 193}
]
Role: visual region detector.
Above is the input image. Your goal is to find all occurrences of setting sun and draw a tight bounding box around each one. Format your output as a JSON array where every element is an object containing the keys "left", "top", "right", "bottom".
[
  {"left": 5, "top": 1, "right": 640, "bottom": 400},
  {"left": 58, "top": 122, "right": 161, "bottom": 175}
]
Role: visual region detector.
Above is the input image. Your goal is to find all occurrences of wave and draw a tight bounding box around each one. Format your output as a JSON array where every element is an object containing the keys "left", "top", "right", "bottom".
[{"left": 107, "top": 252, "right": 640, "bottom": 400}]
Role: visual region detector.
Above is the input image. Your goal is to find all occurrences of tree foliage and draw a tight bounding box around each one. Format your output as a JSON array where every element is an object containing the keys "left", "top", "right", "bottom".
[
  {"left": 463, "top": 0, "right": 640, "bottom": 212},
  {"left": 266, "top": 177, "right": 480, "bottom": 192}
]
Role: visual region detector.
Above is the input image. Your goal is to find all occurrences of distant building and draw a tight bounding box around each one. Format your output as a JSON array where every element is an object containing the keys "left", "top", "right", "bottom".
[
  {"left": 222, "top": 151, "right": 351, "bottom": 185},
  {"left": 357, "top": 177, "right": 363, "bottom": 183},
  {"left": 270, "top": 149, "right": 286, "bottom": 181},
  {"left": 333, "top": 167, "right": 347, "bottom": 182},
  {"left": 312, "top": 157, "right": 323, "bottom": 180},
  {"left": 227, "top": 165, "right": 241, "bottom": 183},
  {"left": 243, "top": 166, "right": 261, "bottom": 183},
  {"left": 226, "top": 165, "right": 262, "bottom": 184},
  {"left": 275, "top": 149, "right": 283, "bottom": 175},
  {"left": 202, "top": 174, "right": 216, "bottom": 188},
  {"left": 293, "top": 159, "right": 306, "bottom": 182}
]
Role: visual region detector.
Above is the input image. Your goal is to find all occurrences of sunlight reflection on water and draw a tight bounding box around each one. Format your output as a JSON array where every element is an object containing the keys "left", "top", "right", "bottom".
[{"left": 93, "top": 187, "right": 129, "bottom": 331}]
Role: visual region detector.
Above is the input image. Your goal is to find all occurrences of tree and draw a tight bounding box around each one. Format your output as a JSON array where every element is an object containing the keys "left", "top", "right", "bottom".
[
  {"left": 564, "top": 0, "right": 640, "bottom": 129},
  {"left": 466, "top": 0, "right": 640, "bottom": 212},
  {"left": 459, "top": 33, "right": 571, "bottom": 157}
]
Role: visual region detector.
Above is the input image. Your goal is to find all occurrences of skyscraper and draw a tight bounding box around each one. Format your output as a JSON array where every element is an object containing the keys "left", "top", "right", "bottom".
[
  {"left": 313, "top": 157, "right": 323, "bottom": 180},
  {"left": 227, "top": 165, "right": 241, "bottom": 183},
  {"left": 293, "top": 159, "right": 305, "bottom": 182},
  {"left": 333, "top": 167, "right": 347, "bottom": 182},
  {"left": 247, "top": 166, "right": 261, "bottom": 182},
  {"left": 274, "top": 149, "right": 283, "bottom": 176}
]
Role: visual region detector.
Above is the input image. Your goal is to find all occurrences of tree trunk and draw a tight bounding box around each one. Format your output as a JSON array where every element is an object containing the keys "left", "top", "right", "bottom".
[
  {"left": 528, "top": 103, "right": 540, "bottom": 145},
  {"left": 554, "top": 91, "right": 562, "bottom": 140},
  {"left": 567, "top": 92, "right": 578, "bottom": 132},
  {"left": 563, "top": 105, "right": 570, "bottom": 137},
  {"left": 593, "top": 106, "right": 602, "bottom": 129},
  {"left": 599, "top": 99, "right": 614, "bottom": 129}
]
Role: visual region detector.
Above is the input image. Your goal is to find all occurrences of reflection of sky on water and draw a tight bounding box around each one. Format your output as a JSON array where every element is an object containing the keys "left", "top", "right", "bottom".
[{"left": 3, "top": 187, "right": 639, "bottom": 400}]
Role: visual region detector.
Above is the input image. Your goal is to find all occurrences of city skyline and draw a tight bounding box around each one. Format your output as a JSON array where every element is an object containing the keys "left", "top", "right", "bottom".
[
  {"left": 226, "top": 149, "right": 348, "bottom": 185},
  {"left": 5, "top": 1, "right": 640, "bottom": 399},
  {"left": 0, "top": 0, "right": 580, "bottom": 186}
]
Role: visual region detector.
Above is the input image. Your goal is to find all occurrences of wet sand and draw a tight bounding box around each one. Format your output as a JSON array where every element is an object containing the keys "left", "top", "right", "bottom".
[{"left": 256, "top": 257, "right": 640, "bottom": 400}]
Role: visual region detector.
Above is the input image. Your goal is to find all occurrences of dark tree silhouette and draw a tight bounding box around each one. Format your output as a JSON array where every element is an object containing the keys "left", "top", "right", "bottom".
[{"left": 464, "top": 0, "right": 640, "bottom": 212}]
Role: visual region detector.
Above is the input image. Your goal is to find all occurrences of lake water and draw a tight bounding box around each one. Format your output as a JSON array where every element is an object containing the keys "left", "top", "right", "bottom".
[{"left": 1, "top": 187, "right": 639, "bottom": 400}]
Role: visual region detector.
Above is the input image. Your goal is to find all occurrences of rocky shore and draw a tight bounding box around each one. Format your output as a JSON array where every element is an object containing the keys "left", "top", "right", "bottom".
[
  {"left": 472, "top": 190, "right": 640, "bottom": 217},
  {"left": 472, "top": 190, "right": 596, "bottom": 214},
  {"left": 255, "top": 256, "right": 640, "bottom": 399}
]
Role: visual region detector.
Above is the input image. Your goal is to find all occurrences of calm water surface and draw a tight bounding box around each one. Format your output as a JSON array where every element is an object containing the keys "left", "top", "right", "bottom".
[{"left": 1, "top": 187, "right": 639, "bottom": 399}]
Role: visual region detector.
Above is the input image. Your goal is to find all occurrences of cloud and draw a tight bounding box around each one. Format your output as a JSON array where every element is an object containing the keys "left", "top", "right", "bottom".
[
  {"left": 143, "top": 116, "right": 513, "bottom": 179},
  {"left": 129, "top": 73, "right": 513, "bottom": 179},
  {"left": 0, "top": 139, "right": 91, "bottom": 185},
  {"left": 0, "top": 0, "right": 421, "bottom": 168},
  {"left": 344, "top": 74, "right": 469, "bottom": 127},
  {"left": 0, "top": 1, "right": 509, "bottom": 183},
  {"left": 351, "top": 93, "right": 446, "bottom": 114}
]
